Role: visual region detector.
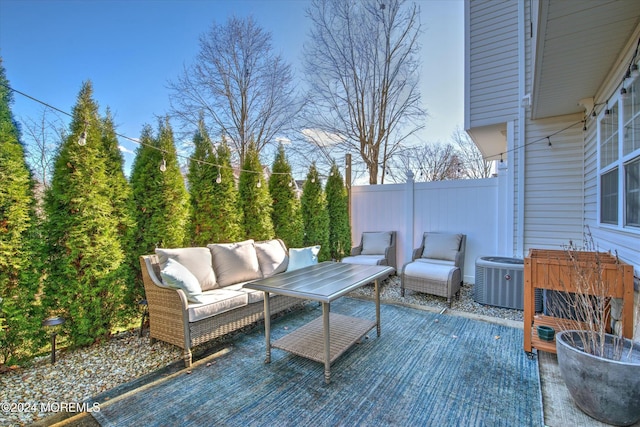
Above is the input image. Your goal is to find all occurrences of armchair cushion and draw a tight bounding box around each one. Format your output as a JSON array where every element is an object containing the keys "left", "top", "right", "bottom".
[
  {"left": 160, "top": 258, "right": 206, "bottom": 304},
  {"left": 361, "top": 231, "right": 392, "bottom": 255},
  {"left": 422, "top": 233, "right": 463, "bottom": 262},
  {"left": 208, "top": 240, "right": 262, "bottom": 287},
  {"left": 255, "top": 239, "right": 289, "bottom": 277},
  {"left": 155, "top": 247, "right": 217, "bottom": 291},
  {"left": 287, "top": 246, "right": 321, "bottom": 271}
]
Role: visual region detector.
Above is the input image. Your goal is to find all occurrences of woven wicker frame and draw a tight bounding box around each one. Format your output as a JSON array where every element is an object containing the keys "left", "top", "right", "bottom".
[
  {"left": 141, "top": 255, "right": 301, "bottom": 367},
  {"left": 401, "top": 267, "right": 461, "bottom": 306}
]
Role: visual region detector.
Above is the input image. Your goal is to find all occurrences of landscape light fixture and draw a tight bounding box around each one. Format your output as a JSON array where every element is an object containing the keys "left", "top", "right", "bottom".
[{"left": 42, "top": 316, "right": 65, "bottom": 364}]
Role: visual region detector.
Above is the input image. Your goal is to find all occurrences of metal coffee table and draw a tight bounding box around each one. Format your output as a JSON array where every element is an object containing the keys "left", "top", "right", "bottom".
[{"left": 244, "top": 261, "right": 394, "bottom": 383}]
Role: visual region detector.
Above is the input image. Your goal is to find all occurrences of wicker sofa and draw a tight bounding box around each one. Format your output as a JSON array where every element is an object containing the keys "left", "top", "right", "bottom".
[{"left": 140, "top": 239, "right": 304, "bottom": 367}]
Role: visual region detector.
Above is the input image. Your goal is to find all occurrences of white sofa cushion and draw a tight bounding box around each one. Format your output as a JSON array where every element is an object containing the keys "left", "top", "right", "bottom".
[
  {"left": 226, "top": 282, "right": 277, "bottom": 304},
  {"left": 422, "top": 233, "right": 462, "bottom": 262},
  {"left": 404, "top": 261, "right": 458, "bottom": 281},
  {"left": 208, "top": 240, "right": 262, "bottom": 287},
  {"left": 187, "top": 289, "right": 248, "bottom": 322},
  {"left": 361, "top": 232, "right": 391, "bottom": 255},
  {"left": 155, "top": 247, "right": 217, "bottom": 291},
  {"left": 342, "top": 255, "right": 386, "bottom": 266},
  {"left": 255, "top": 239, "right": 289, "bottom": 277},
  {"left": 160, "top": 258, "right": 205, "bottom": 304},
  {"left": 287, "top": 246, "right": 320, "bottom": 271}
]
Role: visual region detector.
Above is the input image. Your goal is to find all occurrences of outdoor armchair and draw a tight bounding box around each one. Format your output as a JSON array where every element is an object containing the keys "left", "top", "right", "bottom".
[
  {"left": 401, "top": 232, "right": 466, "bottom": 307},
  {"left": 341, "top": 231, "right": 397, "bottom": 272}
]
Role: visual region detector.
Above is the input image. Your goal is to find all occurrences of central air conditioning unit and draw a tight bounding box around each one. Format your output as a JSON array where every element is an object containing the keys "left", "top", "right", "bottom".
[{"left": 474, "top": 256, "right": 542, "bottom": 311}]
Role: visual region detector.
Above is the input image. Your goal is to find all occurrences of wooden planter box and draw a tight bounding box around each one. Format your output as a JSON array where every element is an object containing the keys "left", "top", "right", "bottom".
[{"left": 524, "top": 249, "right": 634, "bottom": 355}]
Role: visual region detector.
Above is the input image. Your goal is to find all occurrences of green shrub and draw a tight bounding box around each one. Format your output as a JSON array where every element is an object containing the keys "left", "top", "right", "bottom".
[
  {"left": 301, "top": 163, "right": 330, "bottom": 261},
  {"left": 269, "top": 144, "right": 303, "bottom": 248},
  {"left": 239, "top": 142, "right": 274, "bottom": 240},
  {"left": 325, "top": 161, "right": 351, "bottom": 260},
  {"left": 41, "top": 82, "right": 130, "bottom": 347}
]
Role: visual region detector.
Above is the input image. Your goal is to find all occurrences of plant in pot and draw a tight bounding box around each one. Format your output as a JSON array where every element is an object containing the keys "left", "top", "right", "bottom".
[{"left": 547, "top": 237, "right": 640, "bottom": 426}]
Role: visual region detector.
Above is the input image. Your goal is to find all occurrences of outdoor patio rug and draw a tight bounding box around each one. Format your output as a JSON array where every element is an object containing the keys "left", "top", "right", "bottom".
[{"left": 92, "top": 298, "right": 543, "bottom": 427}]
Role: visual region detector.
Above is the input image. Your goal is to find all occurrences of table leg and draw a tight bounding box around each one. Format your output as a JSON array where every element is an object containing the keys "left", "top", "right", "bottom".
[
  {"left": 264, "top": 292, "right": 271, "bottom": 364},
  {"left": 323, "top": 302, "right": 331, "bottom": 384},
  {"left": 375, "top": 278, "right": 381, "bottom": 337}
]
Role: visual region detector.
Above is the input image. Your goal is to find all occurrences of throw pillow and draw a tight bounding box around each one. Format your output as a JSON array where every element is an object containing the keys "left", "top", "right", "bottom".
[
  {"left": 287, "top": 245, "right": 321, "bottom": 271},
  {"left": 361, "top": 232, "right": 392, "bottom": 255},
  {"left": 255, "top": 239, "right": 289, "bottom": 277},
  {"left": 422, "top": 233, "right": 463, "bottom": 262},
  {"left": 155, "top": 247, "right": 217, "bottom": 291},
  {"left": 160, "top": 258, "right": 205, "bottom": 304},
  {"left": 208, "top": 240, "right": 262, "bottom": 287}
]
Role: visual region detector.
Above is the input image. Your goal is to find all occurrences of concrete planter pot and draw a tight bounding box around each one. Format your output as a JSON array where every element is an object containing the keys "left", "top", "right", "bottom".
[{"left": 556, "top": 330, "right": 640, "bottom": 426}]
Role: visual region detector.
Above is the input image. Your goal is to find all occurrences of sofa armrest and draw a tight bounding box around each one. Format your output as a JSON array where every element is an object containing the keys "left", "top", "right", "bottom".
[
  {"left": 140, "top": 255, "right": 190, "bottom": 350},
  {"left": 351, "top": 246, "right": 363, "bottom": 256}
]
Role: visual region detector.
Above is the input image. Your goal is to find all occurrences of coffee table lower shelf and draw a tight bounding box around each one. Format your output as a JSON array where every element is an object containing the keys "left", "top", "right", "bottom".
[{"left": 273, "top": 313, "right": 375, "bottom": 364}]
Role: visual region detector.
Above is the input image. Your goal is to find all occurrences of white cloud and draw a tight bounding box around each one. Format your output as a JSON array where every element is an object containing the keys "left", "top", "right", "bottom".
[
  {"left": 119, "top": 145, "right": 135, "bottom": 155},
  {"left": 301, "top": 128, "right": 344, "bottom": 147}
]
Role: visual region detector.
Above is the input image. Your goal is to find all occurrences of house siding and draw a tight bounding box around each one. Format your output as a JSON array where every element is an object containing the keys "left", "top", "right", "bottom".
[
  {"left": 523, "top": 115, "right": 585, "bottom": 252},
  {"left": 467, "top": 0, "right": 519, "bottom": 128}
]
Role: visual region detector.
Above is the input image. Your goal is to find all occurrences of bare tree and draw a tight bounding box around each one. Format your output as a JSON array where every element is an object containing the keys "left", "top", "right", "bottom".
[
  {"left": 303, "top": 0, "right": 425, "bottom": 184},
  {"left": 387, "top": 142, "right": 461, "bottom": 183},
  {"left": 452, "top": 127, "right": 493, "bottom": 179},
  {"left": 21, "top": 108, "right": 66, "bottom": 188},
  {"left": 169, "top": 16, "right": 300, "bottom": 165}
]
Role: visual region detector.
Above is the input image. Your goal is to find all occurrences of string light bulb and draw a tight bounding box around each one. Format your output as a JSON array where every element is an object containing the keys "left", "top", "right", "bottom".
[
  {"left": 216, "top": 172, "right": 222, "bottom": 184},
  {"left": 256, "top": 179, "right": 262, "bottom": 188},
  {"left": 159, "top": 158, "right": 167, "bottom": 172},
  {"left": 78, "top": 130, "right": 87, "bottom": 146},
  {"left": 620, "top": 86, "right": 629, "bottom": 99}
]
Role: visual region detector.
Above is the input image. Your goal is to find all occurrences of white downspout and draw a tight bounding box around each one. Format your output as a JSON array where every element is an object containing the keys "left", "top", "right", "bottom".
[{"left": 516, "top": 0, "right": 526, "bottom": 258}]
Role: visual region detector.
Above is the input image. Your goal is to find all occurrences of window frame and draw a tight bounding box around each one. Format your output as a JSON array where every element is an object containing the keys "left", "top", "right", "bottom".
[{"left": 597, "top": 75, "right": 640, "bottom": 232}]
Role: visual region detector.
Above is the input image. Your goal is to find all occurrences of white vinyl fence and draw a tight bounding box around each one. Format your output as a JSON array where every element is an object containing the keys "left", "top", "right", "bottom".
[{"left": 350, "top": 176, "right": 500, "bottom": 283}]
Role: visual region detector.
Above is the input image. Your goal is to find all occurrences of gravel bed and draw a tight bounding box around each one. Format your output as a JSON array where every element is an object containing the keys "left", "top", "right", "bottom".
[{"left": 0, "top": 275, "right": 523, "bottom": 426}]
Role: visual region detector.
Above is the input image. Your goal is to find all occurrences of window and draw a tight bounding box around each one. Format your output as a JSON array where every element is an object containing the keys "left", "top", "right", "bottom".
[
  {"left": 626, "top": 157, "right": 639, "bottom": 227},
  {"left": 600, "top": 170, "right": 618, "bottom": 224},
  {"left": 599, "top": 76, "right": 640, "bottom": 230}
]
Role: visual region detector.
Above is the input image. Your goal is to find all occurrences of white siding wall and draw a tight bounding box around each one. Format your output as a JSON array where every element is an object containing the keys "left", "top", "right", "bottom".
[
  {"left": 523, "top": 114, "right": 585, "bottom": 252},
  {"left": 466, "top": 0, "right": 519, "bottom": 128}
]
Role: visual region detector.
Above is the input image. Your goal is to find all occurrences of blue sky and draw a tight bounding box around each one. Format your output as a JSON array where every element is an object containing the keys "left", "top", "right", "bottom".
[{"left": 0, "top": 0, "right": 464, "bottom": 172}]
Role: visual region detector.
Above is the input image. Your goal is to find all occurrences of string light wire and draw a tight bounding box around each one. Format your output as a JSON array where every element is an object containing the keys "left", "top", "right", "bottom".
[{"left": 0, "top": 82, "right": 338, "bottom": 180}]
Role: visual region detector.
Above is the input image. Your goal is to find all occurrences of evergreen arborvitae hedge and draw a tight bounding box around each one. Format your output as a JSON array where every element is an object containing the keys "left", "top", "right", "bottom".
[
  {"left": 0, "top": 58, "right": 40, "bottom": 363},
  {"left": 128, "top": 118, "right": 190, "bottom": 304},
  {"left": 301, "top": 163, "right": 330, "bottom": 261},
  {"left": 41, "top": 82, "right": 129, "bottom": 347},
  {"left": 325, "top": 162, "right": 351, "bottom": 260},
  {"left": 210, "top": 140, "right": 243, "bottom": 242},
  {"left": 269, "top": 144, "right": 303, "bottom": 248},
  {"left": 239, "top": 142, "right": 274, "bottom": 240},
  {"left": 187, "top": 123, "right": 218, "bottom": 246},
  {"left": 101, "top": 110, "right": 136, "bottom": 318}
]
